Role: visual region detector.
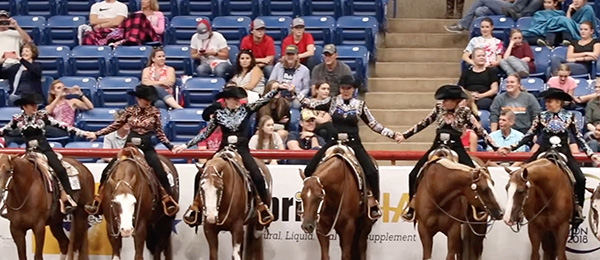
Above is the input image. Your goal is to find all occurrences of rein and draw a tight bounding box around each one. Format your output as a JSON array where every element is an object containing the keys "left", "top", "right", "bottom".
[
  {"left": 509, "top": 178, "right": 558, "bottom": 233},
  {"left": 201, "top": 163, "right": 240, "bottom": 226},
  {"left": 305, "top": 174, "right": 347, "bottom": 237},
  {"left": 1, "top": 155, "right": 45, "bottom": 213},
  {"left": 107, "top": 159, "right": 145, "bottom": 238}
]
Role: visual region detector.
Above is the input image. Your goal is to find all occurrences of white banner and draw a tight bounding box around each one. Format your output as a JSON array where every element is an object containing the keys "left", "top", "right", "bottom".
[{"left": 1, "top": 165, "right": 600, "bottom": 260}]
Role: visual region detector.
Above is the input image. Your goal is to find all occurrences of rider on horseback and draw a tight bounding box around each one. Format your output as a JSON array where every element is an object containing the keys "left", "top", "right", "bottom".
[
  {"left": 399, "top": 85, "right": 497, "bottom": 221},
  {"left": 499, "top": 88, "right": 600, "bottom": 226},
  {"left": 175, "top": 85, "right": 289, "bottom": 225},
  {"left": 0, "top": 94, "right": 90, "bottom": 214},
  {"left": 85, "top": 85, "right": 179, "bottom": 216},
  {"left": 294, "top": 75, "right": 403, "bottom": 220}
]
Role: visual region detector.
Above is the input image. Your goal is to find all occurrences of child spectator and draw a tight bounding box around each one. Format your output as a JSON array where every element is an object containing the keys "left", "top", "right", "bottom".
[
  {"left": 240, "top": 19, "right": 276, "bottom": 79},
  {"left": 462, "top": 18, "right": 504, "bottom": 68},
  {"left": 548, "top": 64, "right": 599, "bottom": 104},
  {"left": 197, "top": 104, "right": 222, "bottom": 150},
  {"left": 281, "top": 18, "right": 315, "bottom": 66},
  {"left": 191, "top": 19, "right": 232, "bottom": 80},
  {"left": 231, "top": 49, "right": 265, "bottom": 95},
  {"left": 249, "top": 115, "right": 285, "bottom": 165},
  {"left": 458, "top": 47, "right": 500, "bottom": 110},
  {"left": 141, "top": 47, "right": 182, "bottom": 109},
  {"left": 501, "top": 29, "right": 535, "bottom": 77}
]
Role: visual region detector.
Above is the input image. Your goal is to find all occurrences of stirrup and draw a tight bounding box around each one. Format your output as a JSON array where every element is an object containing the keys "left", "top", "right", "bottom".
[
  {"left": 0, "top": 206, "right": 7, "bottom": 219},
  {"left": 60, "top": 195, "right": 77, "bottom": 215},
  {"left": 256, "top": 203, "right": 274, "bottom": 226},
  {"left": 401, "top": 198, "right": 416, "bottom": 222},
  {"left": 183, "top": 204, "right": 201, "bottom": 226},
  {"left": 161, "top": 195, "right": 180, "bottom": 217},
  {"left": 366, "top": 194, "right": 381, "bottom": 220},
  {"left": 84, "top": 194, "right": 102, "bottom": 215}
]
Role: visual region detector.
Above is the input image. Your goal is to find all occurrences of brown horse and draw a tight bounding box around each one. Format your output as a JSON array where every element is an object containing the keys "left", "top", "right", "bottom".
[
  {"left": 298, "top": 151, "right": 375, "bottom": 260},
  {"left": 504, "top": 159, "right": 574, "bottom": 260},
  {"left": 0, "top": 153, "right": 94, "bottom": 260},
  {"left": 197, "top": 151, "right": 272, "bottom": 260},
  {"left": 588, "top": 184, "right": 600, "bottom": 242},
  {"left": 101, "top": 147, "right": 179, "bottom": 260},
  {"left": 414, "top": 157, "right": 503, "bottom": 260}
]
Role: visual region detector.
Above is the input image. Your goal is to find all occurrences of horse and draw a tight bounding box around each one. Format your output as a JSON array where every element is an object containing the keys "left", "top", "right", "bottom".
[
  {"left": 298, "top": 144, "right": 375, "bottom": 260},
  {"left": 101, "top": 147, "right": 179, "bottom": 260},
  {"left": 588, "top": 184, "right": 600, "bottom": 242},
  {"left": 0, "top": 153, "right": 94, "bottom": 260},
  {"left": 197, "top": 148, "right": 272, "bottom": 260},
  {"left": 414, "top": 156, "right": 504, "bottom": 260},
  {"left": 504, "top": 159, "right": 575, "bottom": 260}
]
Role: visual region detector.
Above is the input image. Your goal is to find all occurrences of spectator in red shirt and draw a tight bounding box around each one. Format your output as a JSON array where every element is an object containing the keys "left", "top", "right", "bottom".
[
  {"left": 500, "top": 29, "right": 536, "bottom": 77},
  {"left": 281, "top": 18, "right": 315, "bottom": 67},
  {"left": 240, "top": 19, "right": 276, "bottom": 79}
]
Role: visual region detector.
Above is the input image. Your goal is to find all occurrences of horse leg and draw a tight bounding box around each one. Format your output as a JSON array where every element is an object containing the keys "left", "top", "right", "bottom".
[
  {"left": 357, "top": 219, "right": 374, "bottom": 260},
  {"left": 231, "top": 220, "right": 245, "bottom": 260},
  {"left": 49, "top": 221, "right": 69, "bottom": 259},
  {"left": 9, "top": 224, "right": 27, "bottom": 260},
  {"left": 554, "top": 223, "right": 570, "bottom": 260},
  {"left": 70, "top": 209, "right": 89, "bottom": 260},
  {"left": 316, "top": 233, "right": 331, "bottom": 260},
  {"left": 133, "top": 222, "right": 147, "bottom": 260},
  {"left": 417, "top": 223, "right": 434, "bottom": 260},
  {"left": 32, "top": 222, "right": 47, "bottom": 260},
  {"left": 446, "top": 223, "right": 462, "bottom": 260},
  {"left": 528, "top": 226, "right": 541, "bottom": 260},
  {"left": 204, "top": 225, "right": 219, "bottom": 260},
  {"left": 107, "top": 222, "right": 123, "bottom": 260},
  {"left": 339, "top": 223, "right": 356, "bottom": 260}
]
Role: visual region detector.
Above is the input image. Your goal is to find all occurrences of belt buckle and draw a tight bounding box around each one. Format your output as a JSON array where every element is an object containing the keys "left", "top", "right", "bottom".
[{"left": 131, "top": 137, "right": 142, "bottom": 146}]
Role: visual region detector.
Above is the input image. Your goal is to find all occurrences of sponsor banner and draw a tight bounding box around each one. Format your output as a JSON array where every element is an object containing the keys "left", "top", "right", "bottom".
[{"left": 1, "top": 165, "right": 600, "bottom": 259}]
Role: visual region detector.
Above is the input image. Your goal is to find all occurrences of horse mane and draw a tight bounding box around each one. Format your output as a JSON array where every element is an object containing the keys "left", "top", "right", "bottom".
[
  {"left": 117, "top": 146, "right": 143, "bottom": 160},
  {"left": 434, "top": 158, "right": 476, "bottom": 173}
]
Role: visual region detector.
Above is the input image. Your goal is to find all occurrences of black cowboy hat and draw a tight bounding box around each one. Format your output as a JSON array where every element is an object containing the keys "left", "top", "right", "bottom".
[
  {"left": 128, "top": 84, "right": 158, "bottom": 103},
  {"left": 215, "top": 86, "right": 247, "bottom": 100},
  {"left": 540, "top": 88, "right": 573, "bottom": 102},
  {"left": 435, "top": 84, "right": 469, "bottom": 100},
  {"left": 14, "top": 94, "right": 41, "bottom": 107},
  {"left": 338, "top": 75, "right": 355, "bottom": 88},
  {"left": 202, "top": 102, "right": 222, "bottom": 121}
]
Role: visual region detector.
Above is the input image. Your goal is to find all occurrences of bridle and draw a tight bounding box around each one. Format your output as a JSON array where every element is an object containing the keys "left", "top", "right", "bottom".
[
  {"left": 107, "top": 159, "right": 145, "bottom": 238},
  {"left": 298, "top": 174, "right": 347, "bottom": 237},
  {"left": 0, "top": 154, "right": 41, "bottom": 213}
]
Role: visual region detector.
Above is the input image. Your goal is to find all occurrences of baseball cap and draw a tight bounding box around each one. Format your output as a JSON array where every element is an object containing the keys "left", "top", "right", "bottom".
[
  {"left": 252, "top": 19, "right": 266, "bottom": 30},
  {"left": 0, "top": 10, "right": 9, "bottom": 17},
  {"left": 292, "top": 17, "right": 305, "bottom": 27},
  {"left": 301, "top": 109, "right": 317, "bottom": 121},
  {"left": 285, "top": 44, "right": 299, "bottom": 54},
  {"left": 196, "top": 19, "right": 211, "bottom": 40},
  {"left": 323, "top": 44, "right": 337, "bottom": 54}
]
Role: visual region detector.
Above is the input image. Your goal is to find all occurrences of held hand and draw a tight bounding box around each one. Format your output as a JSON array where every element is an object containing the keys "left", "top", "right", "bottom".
[
  {"left": 86, "top": 132, "right": 97, "bottom": 141},
  {"left": 395, "top": 133, "right": 405, "bottom": 143},
  {"left": 172, "top": 144, "right": 187, "bottom": 154},
  {"left": 592, "top": 155, "right": 600, "bottom": 165},
  {"left": 498, "top": 147, "right": 511, "bottom": 156}
]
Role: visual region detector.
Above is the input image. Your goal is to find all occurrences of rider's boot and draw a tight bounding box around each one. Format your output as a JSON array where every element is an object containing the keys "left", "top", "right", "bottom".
[
  {"left": 183, "top": 196, "right": 203, "bottom": 227},
  {"left": 255, "top": 195, "right": 274, "bottom": 225},
  {"left": 60, "top": 190, "right": 77, "bottom": 215},
  {"left": 367, "top": 192, "right": 382, "bottom": 220},
  {"left": 160, "top": 187, "right": 179, "bottom": 217},
  {"left": 84, "top": 185, "right": 104, "bottom": 215},
  {"left": 401, "top": 196, "right": 416, "bottom": 222},
  {"left": 573, "top": 204, "right": 584, "bottom": 228}
]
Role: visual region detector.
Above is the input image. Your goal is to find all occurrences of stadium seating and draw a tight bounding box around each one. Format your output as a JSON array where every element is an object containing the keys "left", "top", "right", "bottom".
[
  {"left": 336, "top": 16, "right": 378, "bottom": 58},
  {"left": 274, "top": 45, "right": 282, "bottom": 62},
  {"left": 37, "top": 45, "right": 69, "bottom": 78},
  {"left": 18, "top": 0, "right": 59, "bottom": 17},
  {"left": 168, "top": 108, "right": 207, "bottom": 141},
  {"left": 96, "top": 76, "right": 139, "bottom": 107},
  {"left": 228, "top": 45, "right": 239, "bottom": 67},
  {"left": 45, "top": 15, "right": 86, "bottom": 47},
  {"left": 111, "top": 46, "right": 153, "bottom": 77},
  {"left": 20, "top": 142, "right": 62, "bottom": 148},
  {"left": 303, "top": 16, "right": 336, "bottom": 46},
  {"left": 257, "top": 16, "right": 291, "bottom": 46},
  {"left": 64, "top": 141, "right": 103, "bottom": 162},
  {"left": 303, "top": 0, "right": 343, "bottom": 18},
  {"left": 129, "top": 0, "right": 179, "bottom": 18},
  {"left": 516, "top": 17, "right": 533, "bottom": 30},
  {"left": 0, "top": 0, "right": 18, "bottom": 16},
  {"left": 479, "top": 110, "right": 491, "bottom": 133},
  {"left": 211, "top": 16, "right": 252, "bottom": 47},
  {"left": 68, "top": 45, "right": 111, "bottom": 77},
  {"left": 164, "top": 45, "right": 195, "bottom": 76},
  {"left": 58, "top": 76, "right": 97, "bottom": 104},
  {"left": 520, "top": 77, "right": 545, "bottom": 96},
  {"left": 167, "top": 16, "right": 210, "bottom": 45},
  {"left": 553, "top": 47, "right": 591, "bottom": 79},
  {"left": 76, "top": 107, "right": 121, "bottom": 132},
  {"left": 57, "top": 0, "right": 95, "bottom": 16},
  {"left": 12, "top": 15, "right": 45, "bottom": 45},
  {"left": 261, "top": 0, "right": 302, "bottom": 17},
  {"left": 220, "top": 0, "right": 260, "bottom": 18},
  {"left": 574, "top": 79, "right": 594, "bottom": 96},
  {"left": 530, "top": 46, "right": 551, "bottom": 80},
  {"left": 40, "top": 75, "right": 53, "bottom": 102},
  {"left": 344, "top": 0, "right": 387, "bottom": 28},
  {"left": 336, "top": 45, "right": 369, "bottom": 84},
  {"left": 471, "top": 15, "right": 514, "bottom": 43},
  {"left": 0, "top": 107, "right": 22, "bottom": 125},
  {"left": 181, "top": 77, "right": 225, "bottom": 108},
  {"left": 179, "top": 0, "right": 219, "bottom": 19},
  {"left": 571, "top": 110, "right": 585, "bottom": 132}
]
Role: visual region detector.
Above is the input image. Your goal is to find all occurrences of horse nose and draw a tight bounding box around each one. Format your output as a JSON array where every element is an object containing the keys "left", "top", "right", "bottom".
[
  {"left": 206, "top": 216, "right": 217, "bottom": 224},
  {"left": 120, "top": 227, "right": 134, "bottom": 237},
  {"left": 301, "top": 222, "right": 315, "bottom": 234}
]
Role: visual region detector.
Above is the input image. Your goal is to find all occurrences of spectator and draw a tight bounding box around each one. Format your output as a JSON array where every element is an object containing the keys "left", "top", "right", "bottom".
[
  {"left": 191, "top": 19, "right": 232, "bottom": 80},
  {"left": 197, "top": 104, "right": 222, "bottom": 150},
  {"left": 503, "top": 0, "right": 544, "bottom": 19},
  {"left": 79, "top": 0, "right": 128, "bottom": 45},
  {"left": 311, "top": 81, "right": 335, "bottom": 140},
  {"left": 257, "top": 80, "right": 291, "bottom": 141},
  {"left": 0, "top": 42, "right": 43, "bottom": 105},
  {"left": 287, "top": 109, "right": 326, "bottom": 164},
  {"left": 240, "top": 19, "right": 276, "bottom": 79},
  {"left": 138, "top": 0, "right": 165, "bottom": 37},
  {"left": 446, "top": 0, "right": 464, "bottom": 18},
  {"left": 281, "top": 18, "right": 315, "bottom": 67},
  {"left": 585, "top": 79, "right": 600, "bottom": 132},
  {"left": 231, "top": 49, "right": 265, "bottom": 94},
  {"left": 501, "top": 29, "right": 535, "bottom": 77},
  {"left": 269, "top": 44, "right": 311, "bottom": 101},
  {"left": 311, "top": 44, "right": 353, "bottom": 96},
  {"left": 445, "top": 0, "right": 542, "bottom": 33},
  {"left": 586, "top": 122, "right": 600, "bottom": 152},
  {"left": 461, "top": 128, "right": 478, "bottom": 152},
  {"left": 46, "top": 80, "right": 94, "bottom": 137},
  {"left": 462, "top": 18, "right": 503, "bottom": 68},
  {"left": 547, "top": 64, "right": 577, "bottom": 96},
  {"left": 487, "top": 109, "right": 527, "bottom": 152},
  {"left": 101, "top": 109, "right": 130, "bottom": 162},
  {"left": 142, "top": 47, "right": 182, "bottom": 109},
  {"left": 489, "top": 74, "right": 541, "bottom": 134},
  {"left": 249, "top": 115, "right": 285, "bottom": 165},
  {"left": 458, "top": 47, "right": 499, "bottom": 110},
  {"left": 0, "top": 10, "right": 32, "bottom": 66},
  {"left": 549, "top": 21, "right": 600, "bottom": 77}
]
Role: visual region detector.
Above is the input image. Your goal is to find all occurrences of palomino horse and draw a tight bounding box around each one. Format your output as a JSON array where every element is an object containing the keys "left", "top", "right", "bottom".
[
  {"left": 101, "top": 147, "right": 179, "bottom": 260},
  {"left": 414, "top": 156, "right": 504, "bottom": 260},
  {"left": 197, "top": 148, "right": 272, "bottom": 260},
  {"left": 0, "top": 153, "right": 94, "bottom": 260},
  {"left": 298, "top": 144, "right": 375, "bottom": 260},
  {"left": 588, "top": 184, "right": 600, "bottom": 242},
  {"left": 504, "top": 158, "right": 574, "bottom": 260}
]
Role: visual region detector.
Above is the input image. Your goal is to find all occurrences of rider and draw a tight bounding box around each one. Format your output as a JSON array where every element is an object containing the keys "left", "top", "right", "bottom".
[
  {"left": 295, "top": 75, "right": 403, "bottom": 219},
  {"left": 174, "top": 85, "right": 288, "bottom": 225},
  {"left": 85, "top": 84, "right": 179, "bottom": 216},
  {"left": 499, "top": 88, "right": 600, "bottom": 226},
  {"left": 0, "top": 94, "right": 89, "bottom": 214},
  {"left": 399, "top": 84, "right": 497, "bottom": 221}
]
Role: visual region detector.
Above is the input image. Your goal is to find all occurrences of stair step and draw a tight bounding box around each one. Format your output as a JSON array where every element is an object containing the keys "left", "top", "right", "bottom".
[
  {"left": 360, "top": 125, "right": 436, "bottom": 142},
  {"left": 375, "top": 62, "right": 460, "bottom": 78},
  {"left": 368, "top": 109, "right": 432, "bottom": 126},
  {"left": 365, "top": 92, "right": 436, "bottom": 109},
  {"left": 368, "top": 77, "right": 457, "bottom": 92},
  {"left": 385, "top": 33, "right": 469, "bottom": 48},
  {"left": 377, "top": 48, "right": 463, "bottom": 62},
  {"left": 387, "top": 18, "right": 459, "bottom": 33}
]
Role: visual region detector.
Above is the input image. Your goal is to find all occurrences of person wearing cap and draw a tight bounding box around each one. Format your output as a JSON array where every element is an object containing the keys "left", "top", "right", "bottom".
[
  {"left": 286, "top": 109, "right": 326, "bottom": 164},
  {"left": 268, "top": 44, "right": 310, "bottom": 106},
  {"left": 240, "top": 18, "right": 276, "bottom": 79},
  {"left": 174, "top": 84, "right": 291, "bottom": 226},
  {"left": 191, "top": 18, "right": 232, "bottom": 79},
  {"left": 0, "top": 10, "right": 32, "bottom": 66},
  {"left": 398, "top": 85, "right": 498, "bottom": 221},
  {"left": 296, "top": 77, "right": 403, "bottom": 220},
  {"left": 311, "top": 44, "right": 354, "bottom": 96},
  {"left": 85, "top": 84, "right": 179, "bottom": 217},
  {"left": 0, "top": 94, "right": 90, "bottom": 214},
  {"left": 281, "top": 17, "right": 315, "bottom": 66},
  {"left": 499, "top": 88, "right": 600, "bottom": 226}
]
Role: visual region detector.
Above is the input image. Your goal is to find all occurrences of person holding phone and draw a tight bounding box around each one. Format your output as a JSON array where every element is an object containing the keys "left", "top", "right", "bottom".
[
  {"left": 0, "top": 42, "right": 44, "bottom": 105},
  {"left": 190, "top": 19, "right": 232, "bottom": 80},
  {"left": 45, "top": 80, "right": 94, "bottom": 138},
  {"left": 268, "top": 44, "right": 310, "bottom": 109},
  {"left": 0, "top": 10, "right": 32, "bottom": 66}
]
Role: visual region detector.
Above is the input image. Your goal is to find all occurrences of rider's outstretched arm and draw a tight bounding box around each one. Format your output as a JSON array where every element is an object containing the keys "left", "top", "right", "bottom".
[
  {"left": 248, "top": 87, "right": 281, "bottom": 112},
  {"left": 510, "top": 115, "right": 540, "bottom": 151},
  {"left": 401, "top": 104, "right": 440, "bottom": 140},
  {"left": 295, "top": 95, "right": 331, "bottom": 111},
  {"left": 360, "top": 104, "right": 396, "bottom": 139},
  {"left": 0, "top": 114, "right": 18, "bottom": 136},
  {"left": 95, "top": 106, "right": 130, "bottom": 137},
  {"left": 185, "top": 117, "right": 217, "bottom": 148},
  {"left": 569, "top": 113, "right": 595, "bottom": 157},
  {"left": 43, "top": 111, "right": 87, "bottom": 137},
  {"left": 153, "top": 112, "right": 173, "bottom": 150}
]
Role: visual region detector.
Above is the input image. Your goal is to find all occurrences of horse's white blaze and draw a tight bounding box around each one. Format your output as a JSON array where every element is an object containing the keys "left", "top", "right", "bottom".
[
  {"left": 114, "top": 193, "right": 137, "bottom": 234},
  {"left": 503, "top": 182, "right": 517, "bottom": 224},
  {"left": 202, "top": 181, "right": 219, "bottom": 223},
  {"left": 487, "top": 179, "right": 503, "bottom": 210},
  {"left": 232, "top": 243, "right": 242, "bottom": 260},
  {"left": 306, "top": 190, "right": 312, "bottom": 199}
]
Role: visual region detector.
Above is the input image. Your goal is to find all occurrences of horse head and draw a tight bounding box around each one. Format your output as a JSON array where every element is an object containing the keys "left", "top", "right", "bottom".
[
  {"left": 200, "top": 159, "right": 226, "bottom": 224},
  {"left": 298, "top": 172, "right": 326, "bottom": 234},
  {"left": 464, "top": 167, "right": 504, "bottom": 221},
  {"left": 588, "top": 184, "right": 600, "bottom": 241},
  {"left": 503, "top": 167, "right": 530, "bottom": 226},
  {"left": 107, "top": 161, "right": 139, "bottom": 238},
  {"left": 0, "top": 154, "right": 15, "bottom": 203}
]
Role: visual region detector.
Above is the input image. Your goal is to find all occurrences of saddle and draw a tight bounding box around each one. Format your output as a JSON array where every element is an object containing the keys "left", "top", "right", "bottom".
[
  {"left": 25, "top": 152, "right": 81, "bottom": 193},
  {"left": 214, "top": 149, "right": 257, "bottom": 198},
  {"left": 538, "top": 150, "right": 576, "bottom": 186},
  {"left": 321, "top": 143, "right": 368, "bottom": 202}
]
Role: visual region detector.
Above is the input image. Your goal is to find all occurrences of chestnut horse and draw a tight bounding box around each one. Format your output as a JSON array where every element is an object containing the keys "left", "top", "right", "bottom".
[
  {"left": 504, "top": 159, "right": 575, "bottom": 260},
  {"left": 0, "top": 153, "right": 94, "bottom": 260},
  {"left": 101, "top": 147, "right": 179, "bottom": 260},
  {"left": 414, "top": 157, "right": 504, "bottom": 260},
  {"left": 588, "top": 184, "right": 600, "bottom": 242},
  {"left": 198, "top": 151, "right": 272, "bottom": 260},
  {"left": 298, "top": 151, "right": 375, "bottom": 260}
]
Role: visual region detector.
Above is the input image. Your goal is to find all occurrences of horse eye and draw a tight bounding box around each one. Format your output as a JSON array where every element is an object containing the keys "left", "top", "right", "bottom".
[
  {"left": 504, "top": 184, "right": 509, "bottom": 191},
  {"left": 517, "top": 188, "right": 526, "bottom": 193}
]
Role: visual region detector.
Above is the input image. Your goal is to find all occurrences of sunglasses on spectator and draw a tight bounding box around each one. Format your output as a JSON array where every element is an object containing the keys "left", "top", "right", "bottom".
[
  {"left": 323, "top": 53, "right": 334, "bottom": 57},
  {"left": 293, "top": 26, "right": 305, "bottom": 29}
]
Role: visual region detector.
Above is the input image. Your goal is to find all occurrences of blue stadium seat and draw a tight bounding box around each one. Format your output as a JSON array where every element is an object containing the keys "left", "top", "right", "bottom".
[
  {"left": 302, "top": 16, "right": 336, "bottom": 45},
  {"left": 306, "top": 45, "right": 323, "bottom": 67},
  {"left": 97, "top": 77, "right": 139, "bottom": 107},
  {"left": 45, "top": 15, "right": 86, "bottom": 47},
  {"left": 220, "top": 0, "right": 260, "bottom": 18},
  {"left": 521, "top": 77, "right": 544, "bottom": 96},
  {"left": 182, "top": 77, "right": 225, "bottom": 108},
  {"left": 0, "top": 0, "right": 19, "bottom": 16},
  {"left": 168, "top": 108, "right": 207, "bottom": 141},
  {"left": 18, "top": 0, "right": 59, "bottom": 17},
  {"left": 40, "top": 76, "right": 53, "bottom": 103},
  {"left": 228, "top": 45, "right": 239, "bottom": 67},
  {"left": 20, "top": 142, "right": 63, "bottom": 148},
  {"left": 257, "top": 16, "right": 291, "bottom": 45},
  {"left": 479, "top": 110, "right": 491, "bottom": 133},
  {"left": 57, "top": 0, "right": 96, "bottom": 16},
  {"left": 530, "top": 46, "right": 550, "bottom": 79},
  {"left": 58, "top": 76, "right": 97, "bottom": 104},
  {"left": 289, "top": 108, "right": 300, "bottom": 132},
  {"left": 336, "top": 16, "right": 378, "bottom": 58},
  {"left": 64, "top": 142, "right": 103, "bottom": 162},
  {"left": 164, "top": 45, "right": 194, "bottom": 76},
  {"left": 12, "top": 16, "right": 45, "bottom": 44},
  {"left": 212, "top": 16, "right": 252, "bottom": 46},
  {"left": 336, "top": 45, "right": 368, "bottom": 83},
  {"left": 471, "top": 15, "right": 514, "bottom": 44},
  {"left": 167, "top": 16, "right": 210, "bottom": 45},
  {"left": 129, "top": 0, "right": 178, "bottom": 18},
  {"left": 573, "top": 78, "right": 593, "bottom": 96},
  {"left": 261, "top": 0, "right": 302, "bottom": 17},
  {"left": 76, "top": 108, "right": 121, "bottom": 132},
  {"left": 111, "top": 46, "right": 153, "bottom": 77},
  {"left": 553, "top": 47, "right": 590, "bottom": 79},
  {"left": 274, "top": 45, "right": 281, "bottom": 62},
  {"left": 344, "top": 0, "right": 386, "bottom": 29},
  {"left": 571, "top": 110, "right": 585, "bottom": 132},
  {"left": 68, "top": 45, "right": 111, "bottom": 77},
  {"left": 0, "top": 107, "right": 22, "bottom": 125},
  {"left": 0, "top": 80, "right": 7, "bottom": 107},
  {"left": 303, "top": 0, "right": 343, "bottom": 18},
  {"left": 179, "top": 0, "right": 219, "bottom": 18},
  {"left": 37, "top": 45, "right": 69, "bottom": 78},
  {"left": 516, "top": 17, "right": 533, "bottom": 30}
]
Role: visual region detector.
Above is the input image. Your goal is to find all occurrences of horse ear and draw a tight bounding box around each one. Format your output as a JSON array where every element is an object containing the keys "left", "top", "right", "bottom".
[
  {"left": 194, "top": 162, "right": 203, "bottom": 171},
  {"left": 472, "top": 169, "right": 481, "bottom": 180},
  {"left": 503, "top": 166, "right": 512, "bottom": 175},
  {"left": 520, "top": 168, "right": 529, "bottom": 181},
  {"left": 299, "top": 169, "right": 306, "bottom": 180},
  {"left": 587, "top": 187, "right": 596, "bottom": 194}
]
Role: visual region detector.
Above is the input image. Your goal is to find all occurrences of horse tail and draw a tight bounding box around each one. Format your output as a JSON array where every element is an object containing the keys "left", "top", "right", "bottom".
[
  {"left": 541, "top": 231, "right": 557, "bottom": 259},
  {"left": 145, "top": 224, "right": 157, "bottom": 252}
]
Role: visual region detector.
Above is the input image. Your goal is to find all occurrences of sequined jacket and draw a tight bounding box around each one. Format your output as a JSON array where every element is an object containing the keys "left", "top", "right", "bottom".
[
  {"left": 0, "top": 110, "right": 87, "bottom": 139},
  {"left": 297, "top": 95, "right": 396, "bottom": 139},
  {"left": 510, "top": 109, "right": 594, "bottom": 157}
]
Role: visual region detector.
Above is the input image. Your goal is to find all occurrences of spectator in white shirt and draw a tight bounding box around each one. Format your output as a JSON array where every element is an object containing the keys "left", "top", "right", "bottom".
[
  {"left": 191, "top": 19, "right": 232, "bottom": 80},
  {"left": 0, "top": 10, "right": 32, "bottom": 66}
]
